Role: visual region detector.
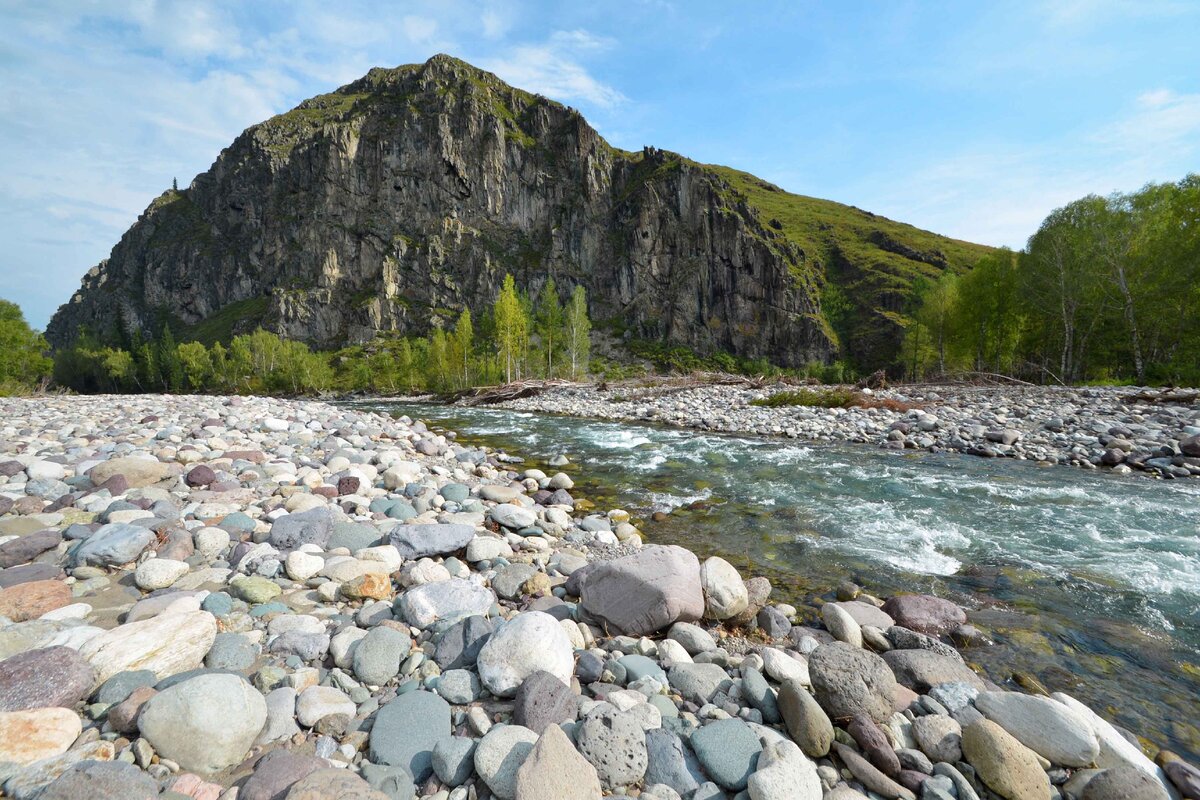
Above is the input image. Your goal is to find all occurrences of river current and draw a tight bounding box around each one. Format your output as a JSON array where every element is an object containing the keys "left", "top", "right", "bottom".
[{"left": 353, "top": 401, "right": 1200, "bottom": 759}]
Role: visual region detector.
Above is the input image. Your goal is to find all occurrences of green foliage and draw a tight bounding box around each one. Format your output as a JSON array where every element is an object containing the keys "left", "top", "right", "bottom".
[
  {"left": 750, "top": 389, "right": 860, "bottom": 408},
  {"left": 0, "top": 299, "right": 52, "bottom": 394},
  {"left": 904, "top": 174, "right": 1200, "bottom": 384},
  {"left": 494, "top": 274, "right": 528, "bottom": 383},
  {"left": 565, "top": 285, "right": 591, "bottom": 379},
  {"left": 534, "top": 279, "right": 565, "bottom": 378},
  {"left": 51, "top": 276, "right": 595, "bottom": 397}
]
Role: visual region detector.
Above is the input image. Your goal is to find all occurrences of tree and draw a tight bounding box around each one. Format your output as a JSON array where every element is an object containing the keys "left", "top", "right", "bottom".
[
  {"left": 177, "top": 341, "right": 213, "bottom": 391},
  {"left": 427, "top": 328, "right": 449, "bottom": 391},
  {"left": 564, "top": 284, "right": 591, "bottom": 379},
  {"left": 451, "top": 309, "right": 474, "bottom": 388},
  {"left": 912, "top": 274, "right": 958, "bottom": 375},
  {"left": 534, "top": 278, "right": 564, "bottom": 378},
  {"left": 493, "top": 274, "right": 528, "bottom": 383},
  {"left": 0, "top": 299, "right": 51, "bottom": 393},
  {"left": 158, "top": 324, "right": 185, "bottom": 392},
  {"left": 397, "top": 339, "right": 416, "bottom": 393}
]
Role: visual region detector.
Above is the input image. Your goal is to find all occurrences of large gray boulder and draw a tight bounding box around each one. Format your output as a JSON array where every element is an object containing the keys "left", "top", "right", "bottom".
[
  {"left": 386, "top": 523, "right": 475, "bottom": 560},
  {"left": 138, "top": 673, "right": 267, "bottom": 773},
  {"left": 268, "top": 508, "right": 334, "bottom": 551},
  {"left": 68, "top": 523, "right": 154, "bottom": 568},
  {"left": 808, "top": 642, "right": 897, "bottom": 724},
  {"left": 580, "top": 545, "right": 704, "bottom": 636}
]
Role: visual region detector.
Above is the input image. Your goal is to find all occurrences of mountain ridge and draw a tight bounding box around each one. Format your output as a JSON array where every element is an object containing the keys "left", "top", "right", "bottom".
[{"left": 46, "top": 53, "right": 993, "bottom": 369}]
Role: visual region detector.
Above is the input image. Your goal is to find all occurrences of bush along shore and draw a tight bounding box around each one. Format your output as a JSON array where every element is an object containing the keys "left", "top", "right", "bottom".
[
  {"left": 0, "top": 395, "right": 1196, "bottom": 800},
  {"left": 496, "top": 382, "right": 1200, "bottom": 478}
]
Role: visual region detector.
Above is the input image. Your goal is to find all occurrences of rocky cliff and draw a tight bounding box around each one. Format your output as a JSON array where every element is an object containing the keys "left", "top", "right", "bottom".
[{"left": 47, "top": 54, "right": 992, "bottom": 369}]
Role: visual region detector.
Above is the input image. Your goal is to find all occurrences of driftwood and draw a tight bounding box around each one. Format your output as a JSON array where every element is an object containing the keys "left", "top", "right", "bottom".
[
  {"left": 445, "top": 379, "right": 582, "bottom": 406},
  {"left": 1121, "top": 389, "right": 1200, "bottom": 405}
]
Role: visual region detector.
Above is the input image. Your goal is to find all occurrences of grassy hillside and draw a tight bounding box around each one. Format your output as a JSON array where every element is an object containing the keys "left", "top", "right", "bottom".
[{"left": 706, "top": 165, "right": 995, "bottom": 367}]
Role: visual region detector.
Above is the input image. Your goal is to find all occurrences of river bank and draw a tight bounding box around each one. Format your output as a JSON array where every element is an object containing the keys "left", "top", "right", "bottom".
[
  {"left": 492, "top": 381, "right": 1200, "bottom": 478},
  {"left": 0, "top": 394, "right": 1196, "bottom": 800}
]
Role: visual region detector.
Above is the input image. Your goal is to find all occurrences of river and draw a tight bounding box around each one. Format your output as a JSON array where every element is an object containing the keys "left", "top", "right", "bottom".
[{"left": 351, "top": 401, "right": 1200, "bottom": 759}]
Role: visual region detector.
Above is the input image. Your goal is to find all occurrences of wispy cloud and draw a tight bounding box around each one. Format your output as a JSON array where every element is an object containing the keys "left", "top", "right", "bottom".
[{"left": 479, "top": 31, "right": 626, "bottom": 108}]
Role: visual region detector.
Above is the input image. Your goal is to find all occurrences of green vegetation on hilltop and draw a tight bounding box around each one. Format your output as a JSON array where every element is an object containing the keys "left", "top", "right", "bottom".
[{"left": 705, "top": 165, "right": 994, "bottom": 364}]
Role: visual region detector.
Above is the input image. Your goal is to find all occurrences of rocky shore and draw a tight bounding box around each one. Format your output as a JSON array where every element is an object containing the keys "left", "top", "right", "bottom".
[
  {"left": 496, "top": 383, "right": 1200, "bottom": 478},
  {"left": 0, "top": 394, "right": 1196, "bottom": 800}
]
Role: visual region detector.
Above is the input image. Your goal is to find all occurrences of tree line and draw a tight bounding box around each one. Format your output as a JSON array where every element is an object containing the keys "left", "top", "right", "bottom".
[
  {"left": 902, "top": 174, "right": 1200, "bottom": 385},
  {"left": 37, "top": 275, "right": 592, "bottom": 397}
]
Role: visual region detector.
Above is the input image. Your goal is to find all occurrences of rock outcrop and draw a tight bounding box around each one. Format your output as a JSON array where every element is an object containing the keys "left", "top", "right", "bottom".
[{"left": 47, "top": 54, "right": 989, "bottom": 368}]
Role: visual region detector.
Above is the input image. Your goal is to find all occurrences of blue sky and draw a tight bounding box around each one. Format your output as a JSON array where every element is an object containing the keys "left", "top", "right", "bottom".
[{"left": 2, "top": 0, "right": 1198, "bottom": 330}]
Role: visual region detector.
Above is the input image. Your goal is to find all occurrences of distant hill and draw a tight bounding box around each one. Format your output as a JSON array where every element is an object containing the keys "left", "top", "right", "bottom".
[{"left": 47, "top": 54, "right": 993, "bottom": 369}]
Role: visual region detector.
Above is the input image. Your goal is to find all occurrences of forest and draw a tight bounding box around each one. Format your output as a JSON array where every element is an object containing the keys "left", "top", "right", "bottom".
[
  {"left": 901, "top": 174, "right": 1200, "bottom": 385},
  {"left": 43, "top": 276, "right": 591, "bottom": 397}
]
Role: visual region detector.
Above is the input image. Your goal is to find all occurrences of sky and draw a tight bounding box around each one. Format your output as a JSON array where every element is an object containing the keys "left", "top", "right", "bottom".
[{"left": 2, "top": 1, "right": 1198, "bottom": 330}]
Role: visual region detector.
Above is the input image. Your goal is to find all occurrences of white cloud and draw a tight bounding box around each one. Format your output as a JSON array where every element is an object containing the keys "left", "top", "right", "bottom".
[
  {"left": 843, "top": 87, "right": 1200, "bottom": 249},
  {"left": 480, "top": 31, "right": 626, "bottom": 108},
  {"left": 481, "top": 8, "right": 509, "bottom": 39},
  {"left": 402, "top": 15, "right": 439, "bottom": 44}
]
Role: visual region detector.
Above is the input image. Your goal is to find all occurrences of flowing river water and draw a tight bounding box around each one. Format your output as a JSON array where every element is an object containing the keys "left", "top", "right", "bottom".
[{"left": 355, "top": 401, "right": 1200, "bottom": 759}]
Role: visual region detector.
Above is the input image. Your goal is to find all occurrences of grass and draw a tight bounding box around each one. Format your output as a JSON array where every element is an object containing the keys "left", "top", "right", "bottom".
[
  {"left": 751, "top": 388, "right": 918, "bottom": 411},
  {"left": 179, "top": 297, "right": 270, "bottom": 346}
]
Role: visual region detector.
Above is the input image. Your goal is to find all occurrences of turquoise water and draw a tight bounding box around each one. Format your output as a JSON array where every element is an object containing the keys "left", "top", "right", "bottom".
[{"left": 355, "top": 402, "right": 1200, "bottom": 758}]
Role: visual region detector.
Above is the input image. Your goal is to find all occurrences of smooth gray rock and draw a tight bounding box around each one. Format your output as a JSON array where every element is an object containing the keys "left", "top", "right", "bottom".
[
  {"left": 68, "top": 522, "right": 154, "bottom": 567},
  {"left": 353, "top": 626, "right": 411, "bottom": 686},
  {"left": 809, "top": 642, "right": 897, "bottom": 723},
  {"left": 368, "top": 690, "right": 451, "bottom": 782},
  {"left": 386, "top": 523, "right": 475, "bottom": 560},
  {"left": 580, "top": 545, "right": 704, "bottom": 636}
]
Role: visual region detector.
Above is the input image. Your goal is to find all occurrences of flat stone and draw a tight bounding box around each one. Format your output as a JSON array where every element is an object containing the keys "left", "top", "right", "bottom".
[
  {"left": 0, "top": 646, "right": 95, "bottom": 711},
  {"left": 79, "top": 609, "right": 217, "bottom": 683},
  {"left": 369, "top": 690, "right": 451, "bottom": 782},
  {"left": 580, "top": 545, "right": 704, "bottom": 636},
  {"left": 241, "top": 752, "right": 328, "bottom": 800},
  {"left": 961, "top": 719, "right": 1052, "bottom": 800},
  {"left": 134, "top": 558, "right": 190, "bottom": 591},
  {"left": 645, "top": 728, "right": 705, "bottom": 796},
  {"left": 690, "top": 718, "right": 763, "bottom": 791},
  {"left": 490, "top": 504, "right": 537, "bottom": 530},
  {"left": 739, "top": 666, "right": 781, "bottom": 725},
  {"left": 297, "top": 685, "right": 356, "bottom": 727},
  {"left": 0, "top": 563, "right": 63, "bottom": 588},
  {"left": 89, "top": 457, "right": 169, "bottom": 488},
  {"left": 833, "top": 600, "right": 895, "bottom": 630},
  {"left": 1082, "top": 765, "right": 1172, "bottom": 800},
  {"left": 268, "top": 508, "right": 334, "bottom": 551},
  {"left": 515, "top": 722, "right": 603, "bottom": 799},
  {"left": 138, "top": 673, "right": 267, "bottom": 773},
  {"left": 95, "top": 668, "right": 157, "bottom": 704},
  {"left": 881, "top": 595, "right": 966, "bottom": 637},
  {"left": 475, "top": 724, "right": 538, "bottom": 800},
  {"left": 822, "top": 602, "right": 863, "bottom": 647},
  {"left": 386, "top": 523, "right": 475, "bottom": 560},
  {"left": 38, "top": 760, "right": 160, "bottom": 800},
  {"left": 0, "top": 707, "right": 82, "bottom": 764},
  {"left": 882, "top": 649, "right": 985, "bottom": 694},
  {"left": 834, "top": 743, "right": 915, "bottom": 800},
  {"left": 668, "top": 662, "right": 730, "bottom": 705},
  {"left": 0, "top": 529, "right": 62, "bottom": 568},
  {"left": 205, "top": 632, "right": 258, "bottom": 671},
  {"left": 283, "top": 769, "right": 390, "bottom": 800},
  {"left": 975, "top": 690, "right": 1099, "bottom": 767},
  {"left": 809, "top": 641, "right": 897, "bottom": 723},
  {"left": 0, "top": 579, "right": 71, "bottom": 622},
  {"left": 397, "top": 578, "right": 494, "bottom": 628},
  {"left": 68, "top": 522, "right": 155, "bottom": 567}
]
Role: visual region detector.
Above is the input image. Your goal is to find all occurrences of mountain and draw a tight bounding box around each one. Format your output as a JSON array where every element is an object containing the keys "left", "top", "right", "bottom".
[{"left": 46, "top": 54, "right": 992, "bottom": 369}]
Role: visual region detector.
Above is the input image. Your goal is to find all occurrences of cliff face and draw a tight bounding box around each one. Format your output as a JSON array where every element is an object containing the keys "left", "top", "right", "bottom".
[{"left": 47, "top": 55, "right": 989, "bottom": 369}]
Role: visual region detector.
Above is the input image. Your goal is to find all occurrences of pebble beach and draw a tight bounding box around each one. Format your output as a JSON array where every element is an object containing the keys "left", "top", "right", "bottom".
[
  {"left": 498, "top": 383, "right": 1200, "bottom": 478},
  {"left": 0, "top": 394, "right": 1197, "bottom": 800}
]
